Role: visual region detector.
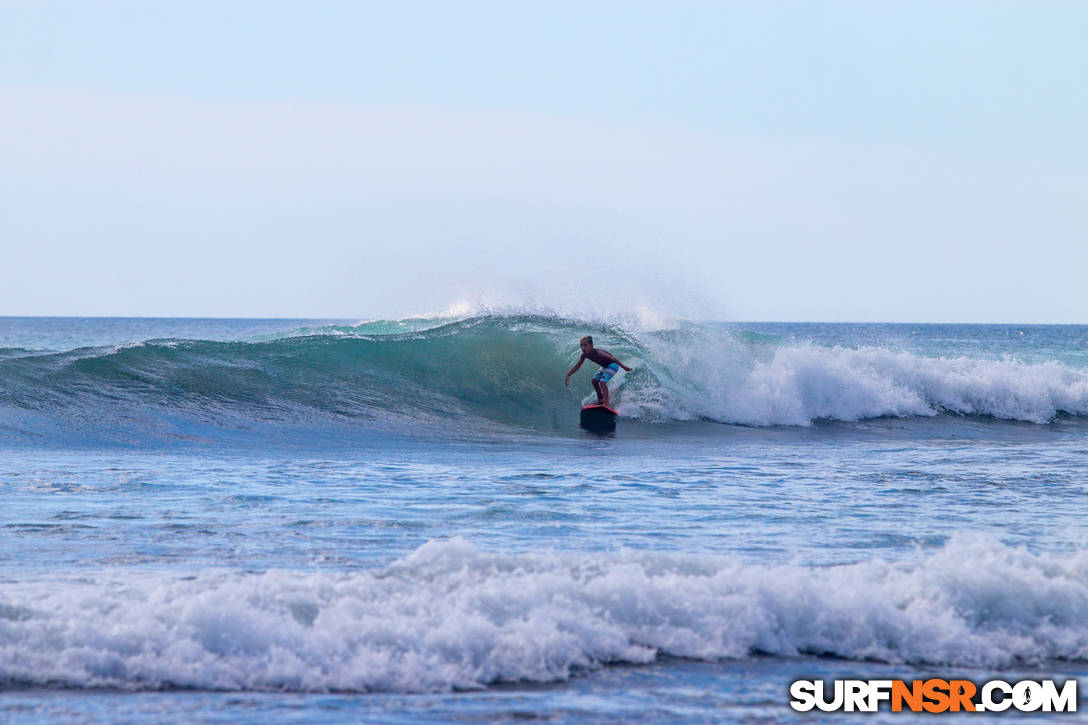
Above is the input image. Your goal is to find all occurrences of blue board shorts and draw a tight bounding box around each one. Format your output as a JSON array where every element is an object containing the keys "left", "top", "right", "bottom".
[{"left": 593, "top": 363, "right": 620, "bottom": 383}]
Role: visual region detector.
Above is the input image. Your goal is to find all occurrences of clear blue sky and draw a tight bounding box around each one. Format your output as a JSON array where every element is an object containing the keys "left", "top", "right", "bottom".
[{"left": 2, "top": 1, "right": 1085, "bottom": 321}]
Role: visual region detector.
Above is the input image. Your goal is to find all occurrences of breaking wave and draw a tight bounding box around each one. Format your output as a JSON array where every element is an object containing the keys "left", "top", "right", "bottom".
[
  {"left": 1, "top": 536, "right": 1086, "bottom": 692},
  {"left": 1, "top": 313, "right": 1086, "bottom": 445}
]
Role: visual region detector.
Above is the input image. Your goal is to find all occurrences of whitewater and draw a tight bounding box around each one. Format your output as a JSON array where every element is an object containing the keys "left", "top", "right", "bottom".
[{"left": 2, "top": 315, "right": 1088, "bottom": 723}]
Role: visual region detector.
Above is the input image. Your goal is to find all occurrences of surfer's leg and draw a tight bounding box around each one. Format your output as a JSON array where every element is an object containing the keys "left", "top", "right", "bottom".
[
  {"left": 600, "top": 381, "right": 610, "bottom": 407},
  {"left": 591, "top": 378, "right": 604, "bottom": 403}
]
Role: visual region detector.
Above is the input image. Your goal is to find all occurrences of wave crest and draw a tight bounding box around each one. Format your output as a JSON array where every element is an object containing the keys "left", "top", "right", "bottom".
[
  {"left": 1, "top": 314, "right": 1086, "bottom": 446},
  {"left": 2, "top": 536, "right": 1086, "bottom": 692}
]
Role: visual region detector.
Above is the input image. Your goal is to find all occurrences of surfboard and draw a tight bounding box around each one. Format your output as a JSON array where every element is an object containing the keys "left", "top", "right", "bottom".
[{"left": 579, "top": 404, "right": 617, "bottom": 433}]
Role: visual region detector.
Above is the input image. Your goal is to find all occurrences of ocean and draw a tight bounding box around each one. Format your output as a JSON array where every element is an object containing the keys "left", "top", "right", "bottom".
[{"left": 1, "top": 314, "right": 1087, "bottom": 723}]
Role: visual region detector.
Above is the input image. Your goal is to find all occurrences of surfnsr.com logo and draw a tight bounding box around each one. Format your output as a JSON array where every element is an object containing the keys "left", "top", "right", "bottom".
[{"left": 790, "top": 679, "right": 1077, "bottom": 713}]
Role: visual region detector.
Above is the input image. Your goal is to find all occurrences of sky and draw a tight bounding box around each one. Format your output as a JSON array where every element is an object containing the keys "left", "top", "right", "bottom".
[{"left": 1, "top": 1, "right": 1085, "bottom": 322}]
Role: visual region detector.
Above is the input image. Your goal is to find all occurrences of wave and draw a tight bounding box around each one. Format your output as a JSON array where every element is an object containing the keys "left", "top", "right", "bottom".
[
  {"left": 1, "top": 314, "right": 1087, "bottom": 446},
  {"left": 662, "top": 337, "right": 1088, "bottom": 426},
  {"left": 1, "top": 536, "right": 1085, "bottom": 692}
]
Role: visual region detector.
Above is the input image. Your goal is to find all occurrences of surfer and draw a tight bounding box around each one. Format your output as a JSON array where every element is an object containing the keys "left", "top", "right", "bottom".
[{"left": 564, "top": 335, "right": 632, "bottom": 408}]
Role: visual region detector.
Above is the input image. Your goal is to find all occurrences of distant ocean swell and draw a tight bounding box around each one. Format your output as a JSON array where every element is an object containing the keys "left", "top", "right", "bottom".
[
  {"left": 1, "top": 536, "right": 1086, "bottom": 692},
  {"left": 1, "top": 314, "right": 1087, "bottom": 445}
]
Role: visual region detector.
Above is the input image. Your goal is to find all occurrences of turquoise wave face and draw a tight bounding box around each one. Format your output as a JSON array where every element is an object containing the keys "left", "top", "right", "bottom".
[
  {"left": 2, "top": 314, "right": 1088, "bottom": 448},
  {"left": 0, "top": 315, "right": 648, "bottom": 445}
]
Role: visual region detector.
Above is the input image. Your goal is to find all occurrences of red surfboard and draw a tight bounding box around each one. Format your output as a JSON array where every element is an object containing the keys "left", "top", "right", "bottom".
[{"left": 579, "top": 404, "right": 617, "bottom": 433}]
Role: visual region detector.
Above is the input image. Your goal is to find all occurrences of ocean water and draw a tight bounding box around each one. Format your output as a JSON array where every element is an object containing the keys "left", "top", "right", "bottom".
[{"left": 2, "top": 314, "right": 1088, "bottom": 723}]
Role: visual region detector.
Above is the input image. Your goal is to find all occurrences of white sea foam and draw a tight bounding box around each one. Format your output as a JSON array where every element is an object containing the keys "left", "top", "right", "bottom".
[
  {"left": 622, "top": 329, "right": 1088, "bottom": 425},
  {"left": 2, "top": 536, "right": 1087, "bottom": 692}
]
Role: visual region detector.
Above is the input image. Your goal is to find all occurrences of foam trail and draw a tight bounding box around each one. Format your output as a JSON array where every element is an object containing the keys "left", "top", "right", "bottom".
[{"left": 2, "top": 536, "right": 1087, "bottom": 692}]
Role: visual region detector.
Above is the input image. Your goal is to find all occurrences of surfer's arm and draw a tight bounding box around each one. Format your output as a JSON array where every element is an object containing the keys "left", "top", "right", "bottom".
[
  {"left": 600, "top": 351, "right": 633, "bottom": 372},
  {"left": 564, "top": 354, "right": 586, "bottom": 385}
]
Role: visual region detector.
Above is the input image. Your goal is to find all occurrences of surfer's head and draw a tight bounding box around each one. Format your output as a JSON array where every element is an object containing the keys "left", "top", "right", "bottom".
[{"left": 579, "top": 335, "right": 594, "bottom": 352}]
